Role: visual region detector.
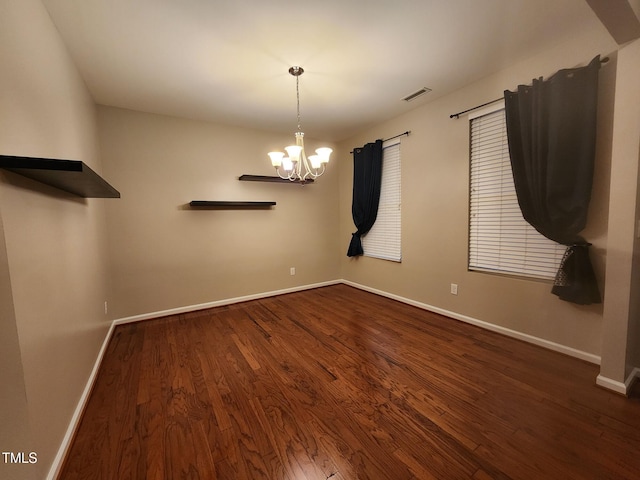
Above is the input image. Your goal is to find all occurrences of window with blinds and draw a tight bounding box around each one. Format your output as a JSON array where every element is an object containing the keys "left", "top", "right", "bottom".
[
  {"left": 469, "top": 105, "right": 565, "bottom": 279},
  {"left": 362, "top": 141, "right": 401, "bottom": 262}
]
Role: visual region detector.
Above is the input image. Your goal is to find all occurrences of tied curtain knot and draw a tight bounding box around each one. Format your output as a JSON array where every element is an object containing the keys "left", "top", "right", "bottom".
[{"left": 552, "top": 243, "right": 601, "bottom": 304}]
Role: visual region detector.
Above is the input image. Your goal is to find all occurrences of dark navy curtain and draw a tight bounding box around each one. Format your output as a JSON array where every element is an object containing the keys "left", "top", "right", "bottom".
[
  {"left": 504, "top": 55, "right": 602, "bottom": 304},
  {"left": 347, "top": 140, "right": 383, "bottom": 257}
]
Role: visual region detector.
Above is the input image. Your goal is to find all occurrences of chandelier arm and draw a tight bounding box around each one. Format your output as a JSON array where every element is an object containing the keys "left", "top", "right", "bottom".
[
  {"left": 273, "top": 167, "right": 289, "bottom": 180},
  {"left": 274, "top": 166, "right": 299, "bottom": 181},
  {"left": 299, "top": 141, "right": 326, "bottom": 180},
  {"left": 289, "top": 163, "right": 298, "bottom": 181},
  {"left": 301, "top": 149, "right": 314, "bottom": 181},
  {"left": 306, "top": 164, "right": 326, "bottom": 179}
]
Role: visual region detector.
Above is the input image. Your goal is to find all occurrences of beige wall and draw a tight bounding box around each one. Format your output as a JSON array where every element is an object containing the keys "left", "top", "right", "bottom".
[
  {"left": 0, "top": 213, "right": 35, "bottom": 480},
  {"left": 0, "top": 0, "right": 111, "bottom": 478},
  {"left": 98, "top": 107, "right": 341, "bottom": 319},
  {"left": 338, "top": 30, "right": 618, "bottom": 359},
  {"left": 601, "top": 38, "right": 640, "bottom": 382}
]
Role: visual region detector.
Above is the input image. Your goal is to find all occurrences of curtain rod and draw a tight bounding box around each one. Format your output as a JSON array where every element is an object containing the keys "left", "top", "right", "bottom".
[
  {"left": 449, "top": 98, "right": 502, "bottom": 119},
  {"left": 383, "top": 130, "right": 411, "bottom": 142},
  {"left": 349, "top": 131, "right": 410, "bottom": 154},
  {"left": 449, "top": 56, "right": 610, "bottom": 120}
]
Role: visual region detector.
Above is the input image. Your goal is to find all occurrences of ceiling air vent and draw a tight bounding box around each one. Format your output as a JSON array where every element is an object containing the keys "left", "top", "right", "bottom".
[{"left": 402, "top": 87, "right": 432, "bottom": 102}]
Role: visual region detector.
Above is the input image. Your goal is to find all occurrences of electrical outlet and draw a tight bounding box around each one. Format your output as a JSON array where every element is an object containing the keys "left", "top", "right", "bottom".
[
  {"left": 450, "top": 283, "right": 458, "bottom": 295},
  {"left": 290, "top": 267, "right": 296, "bottom": 276}
]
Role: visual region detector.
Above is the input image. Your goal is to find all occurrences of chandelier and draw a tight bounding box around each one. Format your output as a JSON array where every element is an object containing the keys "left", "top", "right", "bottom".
[{"left": 268, "top": 66, "right": 332, "bottom": 183}]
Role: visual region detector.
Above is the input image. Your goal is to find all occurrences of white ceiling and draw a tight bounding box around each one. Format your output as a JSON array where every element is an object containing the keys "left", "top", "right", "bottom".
[{"left": 41, "top": 0, "right": 611, "bottom": 141}]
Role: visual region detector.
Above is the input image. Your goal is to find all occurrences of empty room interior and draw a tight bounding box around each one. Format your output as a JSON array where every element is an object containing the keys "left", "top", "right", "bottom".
[{"left": 2, "top": 0, "right": 640, "bottom": 479}]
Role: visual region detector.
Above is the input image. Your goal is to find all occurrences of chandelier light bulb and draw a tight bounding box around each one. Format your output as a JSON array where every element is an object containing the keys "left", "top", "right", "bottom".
[
  {"left": 315, "top": 147, "right": 333, "bottom": 164},
  {"left": 309, "top": 155, "right": 321, "bottom": 170},
  {"left": 268, "top": 151, "right": 284, "bottom": 167},
  {"left": 285, "top": 145, "right": 302, "bottom": 163}
]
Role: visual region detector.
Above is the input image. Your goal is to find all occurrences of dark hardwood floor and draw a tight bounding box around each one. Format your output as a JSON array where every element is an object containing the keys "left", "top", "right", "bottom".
[{"left": 60, "top": 284, "right": 640, "bottom": 479}]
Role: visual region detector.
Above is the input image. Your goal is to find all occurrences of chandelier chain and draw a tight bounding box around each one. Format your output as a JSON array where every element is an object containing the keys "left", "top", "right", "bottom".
[{"left": 296, "top": 74, "right": 302, "bottom": 132}]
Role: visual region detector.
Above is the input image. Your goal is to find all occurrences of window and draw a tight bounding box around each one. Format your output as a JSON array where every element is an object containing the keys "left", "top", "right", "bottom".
[
  {"left": 362, "top": 140, "right": 401, "bottom": 262},
  {"left": 468, "top": 103, "right": 565, "bottom": 279}
]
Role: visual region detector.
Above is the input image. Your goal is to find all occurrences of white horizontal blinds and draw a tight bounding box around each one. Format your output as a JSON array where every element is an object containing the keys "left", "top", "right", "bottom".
[
  {"left": 469, "top": 108, "right": 565, "bottom": 279},
  {"left": 363, "top": 141, "right": 401, "bottom": 262}
]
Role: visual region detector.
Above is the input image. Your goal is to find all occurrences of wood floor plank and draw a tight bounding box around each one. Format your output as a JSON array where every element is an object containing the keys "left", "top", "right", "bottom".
[{"left": 60, "top": 285, "right": 640, "bottom": 479}]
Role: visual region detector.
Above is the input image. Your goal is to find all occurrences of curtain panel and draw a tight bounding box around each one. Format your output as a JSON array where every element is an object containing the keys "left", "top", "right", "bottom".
[
  {"left": 347, "top": 140, "right": 383, "bottom": 257},
  {"left": 503, "top": 55, "right": 602, "bottom": 304}
]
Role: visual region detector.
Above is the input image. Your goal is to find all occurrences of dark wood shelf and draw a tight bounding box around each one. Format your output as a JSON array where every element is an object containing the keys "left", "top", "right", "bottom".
[
  {"left": 239, "top": 175, "right": 314, "bottom": 184},
  {"left": 0, "top": 155, "right": 120, "bottom": 198},
  {"left": 189, "top": 200, "right": 276, "bottom": 209}
]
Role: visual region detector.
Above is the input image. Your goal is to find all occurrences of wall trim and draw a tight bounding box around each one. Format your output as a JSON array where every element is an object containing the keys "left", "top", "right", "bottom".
[
  {"left": 113, "top": 279, "right": 342, "bottom": 325},
  {"left": 341, "top": 279, "right": 602, "bottom": 365},
  {"left": 47, "top": 321, "right": 117, "bottom": 480},
  {"left": 596, "top": 367, "right": 640, "bottom": 396}
]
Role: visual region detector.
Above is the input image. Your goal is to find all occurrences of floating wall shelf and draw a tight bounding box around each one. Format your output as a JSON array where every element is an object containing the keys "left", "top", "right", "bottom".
[
  {"left": 0, "top": 155, "right": 120, "bottom": 198},
  {"left": 239, "top": 175, "right": 314, "bottom": 184},
  {"left": 189, "top": 201, "right": 276, "bottom": 209}
]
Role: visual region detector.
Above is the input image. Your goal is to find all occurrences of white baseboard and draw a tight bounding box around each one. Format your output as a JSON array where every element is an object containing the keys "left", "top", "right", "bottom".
[
  {"left": 46, "top": 321, "right": 116, "bottom": 480},
  {"left": 596, "top": 367, "right": 640, "bottom": 396},
  {"left": 113, "top": 279, "right": 341, "bottom": 325},
  {"left": 341, "top": 279, "right": 602, "bottom": 365}
]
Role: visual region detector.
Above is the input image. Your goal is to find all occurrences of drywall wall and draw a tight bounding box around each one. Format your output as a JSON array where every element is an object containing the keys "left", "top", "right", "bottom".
[
  {"left": 631, "top": 135, "right": 640, "bottom": 373},
  {"left": 98, "top": 107, "right": 341, "bottom": 319},
  {"left": 339, "top": 29, "right": 618, "bottom": 359},
  {"left": 0, "top": 0, "right": 111, "bottom": 477},
  {"left": 601, "top": 38, "right": 640, "bottom": 383},
  {"left": 0, "top": 213, "right": 35, "bottom": 480}
]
